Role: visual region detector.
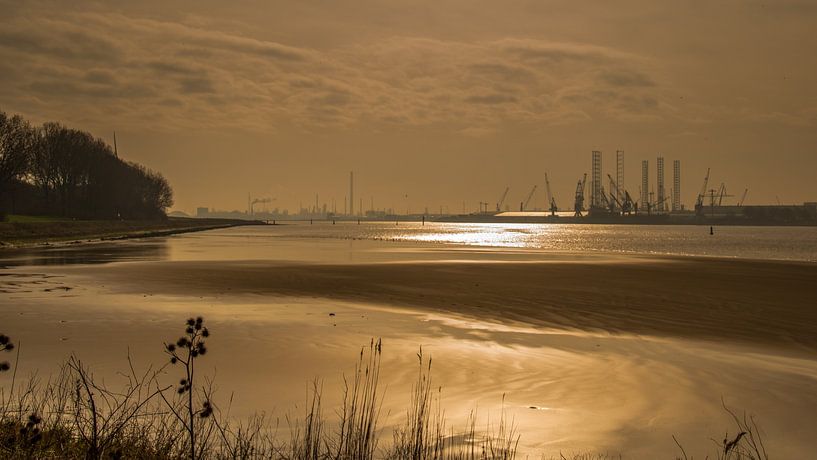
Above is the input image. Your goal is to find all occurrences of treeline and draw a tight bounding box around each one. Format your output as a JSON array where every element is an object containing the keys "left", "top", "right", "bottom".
[{"left": 0, "top": 110, "right": 172, "bottom": 220}]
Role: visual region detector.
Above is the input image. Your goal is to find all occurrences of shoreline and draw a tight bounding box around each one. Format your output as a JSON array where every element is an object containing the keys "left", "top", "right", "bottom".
[{"left": 0, "top": 216, "right": 268, "bottom": 249}]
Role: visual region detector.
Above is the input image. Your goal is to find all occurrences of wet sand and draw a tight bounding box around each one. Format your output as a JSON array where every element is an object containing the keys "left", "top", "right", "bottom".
[
  {"left": 66, "top": 256, "right": 817, "bottom": 354},
  {"left": 1, "top": 231, "right": 817, "bottom": 457}
]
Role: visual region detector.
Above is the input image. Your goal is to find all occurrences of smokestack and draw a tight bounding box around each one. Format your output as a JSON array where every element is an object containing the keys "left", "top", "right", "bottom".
[{"left": 349, "top": 171, "right": 354, "bottom": 216}]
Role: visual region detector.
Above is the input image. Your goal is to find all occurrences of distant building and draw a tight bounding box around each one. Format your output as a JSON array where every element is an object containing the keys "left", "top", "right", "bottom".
[{"left": 196, "top": 207, "right": 209, "bottom": 218}]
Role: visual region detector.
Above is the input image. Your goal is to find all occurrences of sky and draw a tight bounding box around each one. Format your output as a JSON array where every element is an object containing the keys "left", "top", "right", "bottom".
[{"left": 1, "top": 0, "right": 816, "bottom": 214}]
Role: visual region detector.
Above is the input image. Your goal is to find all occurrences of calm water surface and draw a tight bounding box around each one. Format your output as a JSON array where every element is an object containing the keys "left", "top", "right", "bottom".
[
  {"left": 1, "top": 223, "right": 816, "bottom": 458},
  {"left": 187, "top": 222, "right": 817, "bottom": 262},
  {"left": 4, "top": 222, "right": 816, "bottom": 267}
]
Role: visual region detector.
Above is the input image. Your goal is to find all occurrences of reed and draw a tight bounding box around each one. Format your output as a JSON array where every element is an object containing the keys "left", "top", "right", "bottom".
[{"left": 0, "top": 320, "right": 769, "bottom": 459}]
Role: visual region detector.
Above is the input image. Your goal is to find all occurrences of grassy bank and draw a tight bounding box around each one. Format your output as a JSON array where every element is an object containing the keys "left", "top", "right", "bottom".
[
  {"left": 0, "top": 318, "right": 768, "bottom": 460},
  {"left": 0, "top": 216, "right": 266, "bottom": 248}
]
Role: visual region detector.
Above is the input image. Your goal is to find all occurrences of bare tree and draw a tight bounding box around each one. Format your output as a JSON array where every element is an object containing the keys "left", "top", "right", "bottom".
[
  {"left": 2, "top": 111, "right": 174, "bottom": 219},
  {"left": 0, "top": 111, "right": 35, "bottom": 214}
]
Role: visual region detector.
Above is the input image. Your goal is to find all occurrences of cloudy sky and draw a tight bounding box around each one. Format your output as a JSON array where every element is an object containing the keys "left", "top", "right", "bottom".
[{"left": 1, "top": 0, "right": 816, "bottom": 213}]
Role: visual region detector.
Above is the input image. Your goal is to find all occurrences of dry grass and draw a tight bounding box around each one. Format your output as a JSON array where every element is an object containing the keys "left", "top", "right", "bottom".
[
  {"left": 672, "top": 399, "right": 768, "bottom": 460},
  {"left": 0, "top": 319, "right": 770, "bottom": 459}
]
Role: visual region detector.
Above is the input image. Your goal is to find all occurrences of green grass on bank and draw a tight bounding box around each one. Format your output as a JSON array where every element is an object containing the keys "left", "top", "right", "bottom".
[
  {"left": 4, "top": 214, "right": 73, "bottom": 223},
  {"left": 0, "top": 216, "right": 263, "bottom": 247}
]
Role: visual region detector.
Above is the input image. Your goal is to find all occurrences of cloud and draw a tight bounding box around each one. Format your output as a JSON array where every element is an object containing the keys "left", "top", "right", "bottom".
[
  {"left": 464, "top": 93, "right": 517, "bottom": 105},
  {"left": 0, "top": 8, "right": 677, "bottom": 132},
  {"left": 497, "top": 38, "right": 633, "bottom": 64},
  {"left": 599, "top": 70, "right": 655, "bottom": 87},
  {"left": 178, "top": 76, "right": 216, "bottom": 94},
  {"left": 84, "top": 69, "right": 117, "bottom": 85},
  {"left": 0, "top": 25, "right": 120, "bottom": 62}
]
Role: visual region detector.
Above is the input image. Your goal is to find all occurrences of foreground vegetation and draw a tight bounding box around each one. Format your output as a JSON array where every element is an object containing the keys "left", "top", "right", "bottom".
[{"left": 0, "top": 318, "right": 768, "bottom": 459}]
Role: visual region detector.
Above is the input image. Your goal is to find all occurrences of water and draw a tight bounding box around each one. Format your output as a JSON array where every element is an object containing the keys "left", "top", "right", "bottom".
[
  {"left": 182, "top": 222, "right": 817, "bottom": 262},
  {"left": 1, "top": 223, "right": 816, "bottom": 457},
  {"left": 4, "top": 222, "right": 815, "bottom": 268}
]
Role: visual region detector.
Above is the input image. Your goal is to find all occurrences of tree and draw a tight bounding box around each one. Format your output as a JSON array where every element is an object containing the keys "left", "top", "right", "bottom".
[
  {"left": 0, "top": 112, "right": 35, "bottom": 211},
  {"left": 1, "top": 110, "right": 174, "bottom": 219},
  {"left": 142, "top": 168, "right": 174, "bottom": 217}
]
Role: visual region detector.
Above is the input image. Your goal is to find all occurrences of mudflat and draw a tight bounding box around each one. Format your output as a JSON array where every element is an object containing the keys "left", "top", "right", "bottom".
[{"left": 70, "top": 255, "right": 817, "bottom": 353}]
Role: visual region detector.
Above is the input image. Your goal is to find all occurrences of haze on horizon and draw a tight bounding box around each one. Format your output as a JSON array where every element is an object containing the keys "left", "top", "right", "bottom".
[{"left": 1, "top": 0, "right": 816, "bottom": 214}]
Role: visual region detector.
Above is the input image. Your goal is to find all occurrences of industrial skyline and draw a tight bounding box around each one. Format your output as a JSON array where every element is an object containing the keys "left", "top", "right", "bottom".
[
  {"left": 2, "top": 1, "right": 816, "bottom": 213},
  {"left": 216, "top": 149, "right": 763, "bottom": 219}
]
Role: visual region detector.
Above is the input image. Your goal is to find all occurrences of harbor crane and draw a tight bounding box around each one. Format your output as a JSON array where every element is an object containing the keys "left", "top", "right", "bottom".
[
  {"left": 521, "top": 185, "right": 537, "bottom": 211},
  {"left": 739, "top": 188, "right": 749, "bottom": 206},
  {"left": 496, "top": 186, "right": 510, "bottom": 213},
  {"left": 573, "top": 174, "right": 587, "bottom": 217},
  {"left": 607, "top": 174, "right": 634, "bottom": 215},
  {"left": 545, "top": 173, "right": 558, "bottom": 216},
  {"left": 695, "top": 168, "right": 711, "bottom": 210},
  {"left": 597, "top": 184, "right": 611, "bottom": 212},
  {"left": 700, "top": 185, "right": 733, "bottom": 216},
  {"left": 606, "top": 176, "right": 619, "bottom": 213},
  {"left": 717, "top": 183, "right": 727, "bottom": 206}
]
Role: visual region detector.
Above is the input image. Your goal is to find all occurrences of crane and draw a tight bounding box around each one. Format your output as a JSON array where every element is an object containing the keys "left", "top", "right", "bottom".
[
  {"left": 607, "top": 177, "right": 620, "bottom": 213},
  {"left": 717, "top": 183, "right": 727, "bottom": 206},
  {"left": 739, "top": 188, "right": 749, "bottom": 206},
  {"left": 624, "top": 191, "right": 636, "bottom": 214},
  {"left": 700, "top": 186, "right": 733, "bottom": 216},
  {"left": 596, "top": 184, "right": 610, "bottom": 211},
  {"left": 573, "top": 174, "right": 587, "bottom": 217},
  {"left": 544, "top": 173, "right": 557, "bottom": 216},
  {"left": 607, "top": 174, "right": 634, "bottom": 215},
  {"left": 695, "top": 168, "right": 711, "bottom": 209},
  {"left": 521, "top": 185, "right": 537, "bottom": 211},
  {"left": 496, "top": 186, "right": 510, "bottom": 213}
]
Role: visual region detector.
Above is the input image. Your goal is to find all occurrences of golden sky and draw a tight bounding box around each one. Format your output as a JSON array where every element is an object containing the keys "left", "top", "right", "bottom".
[{"left": 1, "top": 0, "right": 816, "bottom": 213}]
